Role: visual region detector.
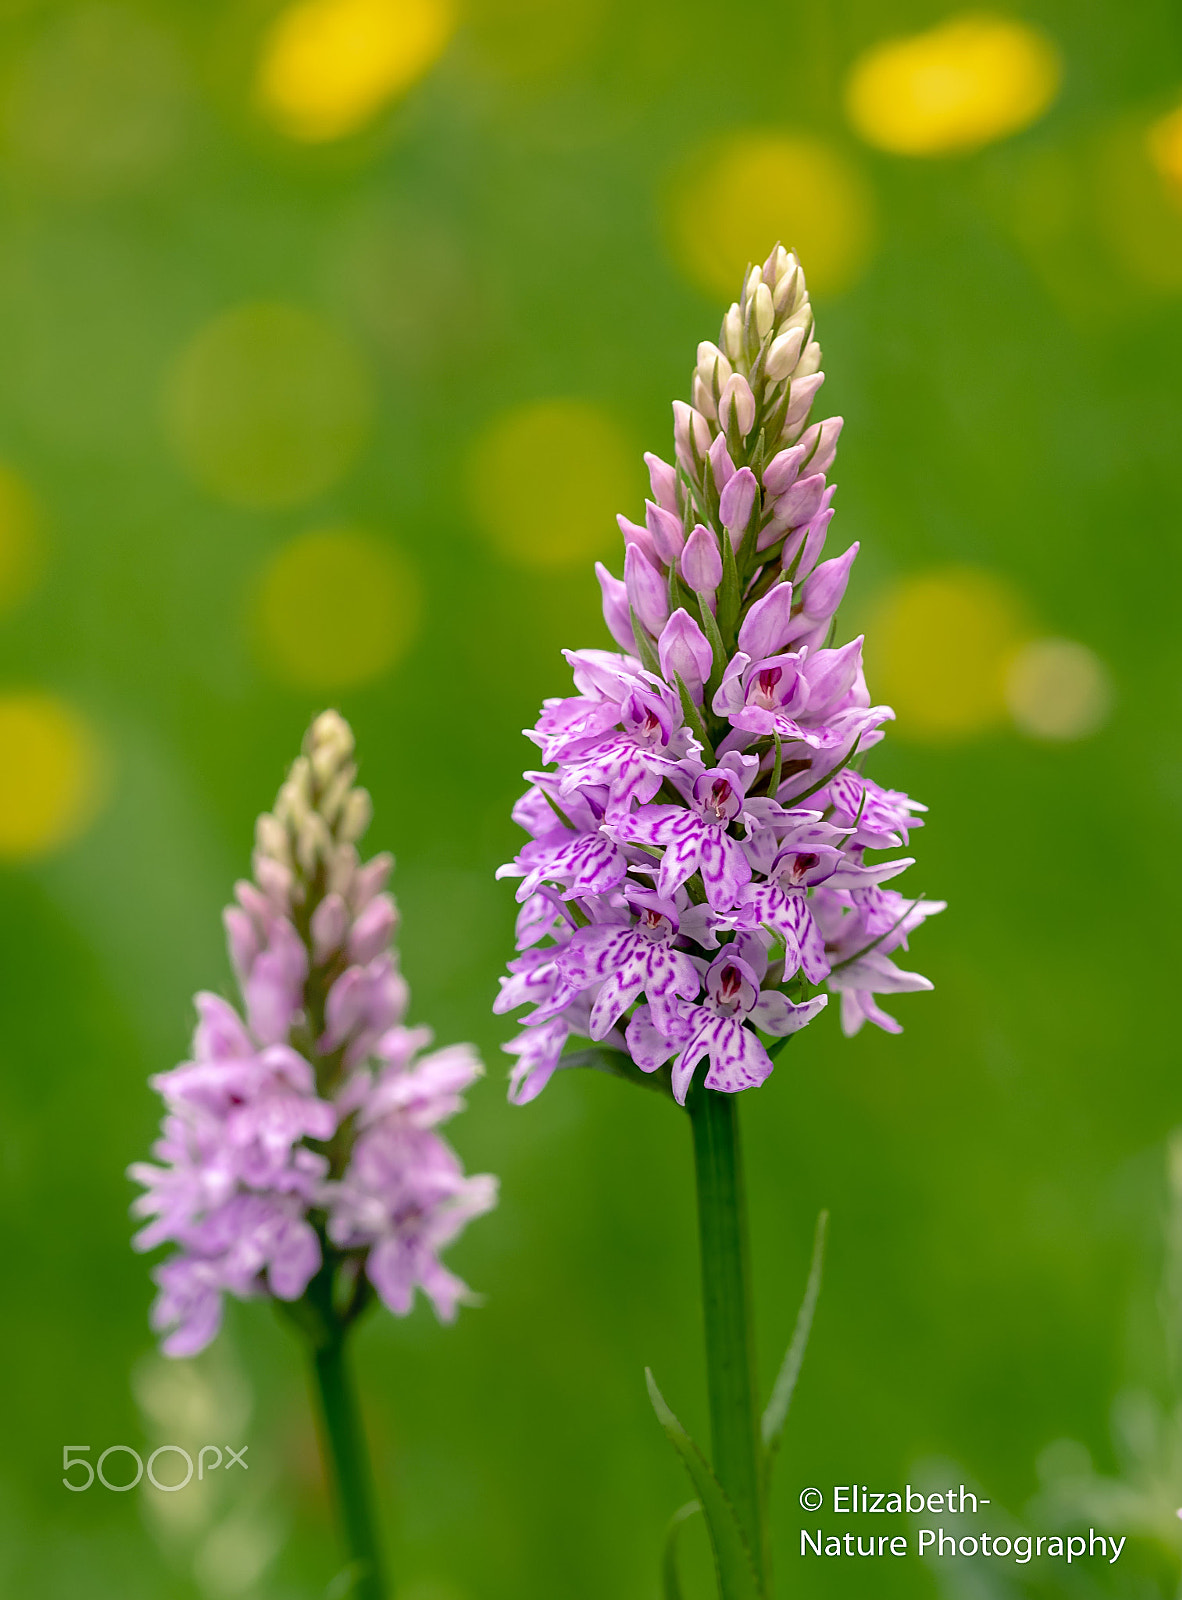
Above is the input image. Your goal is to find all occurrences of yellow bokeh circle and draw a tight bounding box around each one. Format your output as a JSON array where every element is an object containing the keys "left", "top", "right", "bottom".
[
  {"left": 255, "top": 526, "right": 421, "bottom": 689},
  {"left": 669, "top": 132, "right": 876, "bottom": 300},
  {"left": 256, "top": 0, "right": 456, "bottom": 142},
  {"left": 866, "top": 567, "right": 1031, "bottom": 742},
  {"left": 467, "top": 399, "right": 640, "bottom": 569},
  {"left": 1005, "top": 638, "right": 1112, "bottom": 741},
  {"left": 0, "top": 693, "right": 105, "bottom": 861},
  {"left": 0, "top": 466, "right": 43, "bottom": 614},
  {"left": 1148, "top": 105, "right": 1182, "bottom": 205},
  {"left": 164, "top": 303, "right": 372, "bottom": 510},
  {"left": 845, "top": 14, "right": 1062, "bottom": 157}
]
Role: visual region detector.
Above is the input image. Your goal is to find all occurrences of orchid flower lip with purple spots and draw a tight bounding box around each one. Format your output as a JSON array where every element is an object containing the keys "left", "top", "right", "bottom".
[
  {"left": 130, "top": 712, "right": 497, "bottom": 1356},
  {"left": 496, "top": 246, "right": 943, "bottom": 1108}
]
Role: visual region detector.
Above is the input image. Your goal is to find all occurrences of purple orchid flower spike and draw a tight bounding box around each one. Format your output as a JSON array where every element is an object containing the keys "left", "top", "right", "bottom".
[
  {"left": 130, "top": 713, "right": 497, "bottom": 1600},
  {"left": 493, "top": 244, "right": 944, "bottom": 1597}
]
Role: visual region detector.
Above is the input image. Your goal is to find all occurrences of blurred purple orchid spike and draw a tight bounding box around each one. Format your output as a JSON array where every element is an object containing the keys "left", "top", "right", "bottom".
[
  {"left": 131, "top": 711, "right": 496, "bottom": 1356},
  {"left": 496, "top": 245, "right": 943, "bottom": 1111},
  {"left": 130, "top": 712, "right": 497, "bottom": 1600}
]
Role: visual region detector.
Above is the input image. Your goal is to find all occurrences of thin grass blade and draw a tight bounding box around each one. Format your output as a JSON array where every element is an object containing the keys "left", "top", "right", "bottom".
[
  {"left": 761, "top": 1209, "right": 828, "bottom": 1459},
  {"left": 662, "top": 1501, "right": 702, "bottom": 1600}
]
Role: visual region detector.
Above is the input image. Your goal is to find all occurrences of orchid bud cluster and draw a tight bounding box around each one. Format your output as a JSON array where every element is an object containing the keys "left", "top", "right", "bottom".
[
  {"left": 497, "top": 246, "right": 943, "bottom": 1107},
  {"left": 130, "top": 713, "right": 497, "bottom": 1356}
]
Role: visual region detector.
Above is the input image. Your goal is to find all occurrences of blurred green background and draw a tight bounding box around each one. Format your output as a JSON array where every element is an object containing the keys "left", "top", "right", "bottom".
[{"left": 1, "top": 0, "right": 1180, "bottom": 1596}]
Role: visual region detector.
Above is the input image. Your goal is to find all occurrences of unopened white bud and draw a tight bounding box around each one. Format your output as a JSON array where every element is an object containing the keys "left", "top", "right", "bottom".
[
  {"left": 255, "top": 811, "right": 290, "bottom": 864},
  {"left": 721, "top": 303, "right": 743, "bottom": 362},
  {"left": 764, "top": 326, "right": 807, "bottom": 382},
  {"left": 672, "top": 400, "right": 713, "bottom": 467},
  {"left": 327, "top": 842, "right": 359, "bottom": 899},
  {"left": 773, "top": 257, "right": 802, "bottom": 315},
  {"left": 274, "top": 765, "right": 312, "bottom": 829},
  {"left": 296, "top": 811, "right": 332, "bottom": 876},
  {"left": 695, "top": 350, "right": 732, "bottom": 406},
  {"left": 740, "top": 269, "right": 762, "bottom": 346},
  {"left": 339, "top": 786, "right": 373, "bottom": 844},
  {"left": 752, "top": 282, "right": 774, "bottom": 339},
  {"left": 696, "top": 342, "right": 732, "bottom": 385},
  {"left": 691, "top": 373, "right": 718, "bottom": 422},
  {"left": 795, "top": 340, "right": 823, "bottom": 379},
  {"left": 773, "top": 246, "right": 797, "bottom": 286},
  {"left": 319, "top": 767, "right": 353, "bottom": 828},
  {"left": 718, "top": 373, "right": 756, "bottom": 437},
  {"left": 765, "top": 244, "right": 791, "bottom": 285},
  {"left": 307, "top": 710, "right": 354, "bottom": 783}
]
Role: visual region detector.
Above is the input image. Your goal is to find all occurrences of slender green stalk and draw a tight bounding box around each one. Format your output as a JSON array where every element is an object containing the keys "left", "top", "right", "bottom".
[
  {"left": 687, "top": 1082, "right": 768, "bottom": 1592},
  {"left": 309, "top": 1328, "right": 388, "bottom": 1600}
]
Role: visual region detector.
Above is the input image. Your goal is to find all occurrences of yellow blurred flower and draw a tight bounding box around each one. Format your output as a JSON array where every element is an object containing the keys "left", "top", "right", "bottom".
[
  {"left": 1147, "top": 103, "right": 1182, "bottom": 205},
  {"left": 0, "top": 693, "right": 106, "bottom": 861},
  {"left": 467, "top": 399, "right": 639, "bottom": 569},
  {"left": 669, "top": 132, "right": 875, "bottom": 299},
  {"left": 1005, "top": 638, "right": 1112, "bottom": 741},
  {"left": 866, "top": 567, "right": 1032, "bottom": 742},
  {"left": 845, "top": 14, "right": 1061, "bottom": 157},
  {"left": 256, "top": 0, "right": 455, "bottom": 142},
  {"left": 254, "top": 526, "right": 420, "bottom": 689},
  {"left": 0, "top": 467, "right": 43, "bottom": 615}
]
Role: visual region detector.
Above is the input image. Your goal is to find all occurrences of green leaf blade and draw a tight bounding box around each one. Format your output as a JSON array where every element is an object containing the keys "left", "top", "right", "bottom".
[
  {"left": 716, "top": 524, "right": 741, "bottom": 645},
  {"left": 630, "top": 605, "right": 662, "bottom": 677},
  {"left": 674, "top": 672, "right": 717, "bottom": 765},
  {"left": 646, "top": 1369, "right": 764, "bottom": 1600},
  {"left": 697, "top": 597, "right": 730, "bottom": 697}
]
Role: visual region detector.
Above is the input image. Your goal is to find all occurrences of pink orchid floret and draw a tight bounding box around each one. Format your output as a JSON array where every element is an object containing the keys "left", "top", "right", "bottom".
[
  {"left": 322, "top": 1032, "right": 497, "bottom": 1322},
  {"left": 496, "top": 246, "right": 944, "bottom": 1107},
  {"left": 130, "top": 714, "right": 497, "bottom": 1355}
]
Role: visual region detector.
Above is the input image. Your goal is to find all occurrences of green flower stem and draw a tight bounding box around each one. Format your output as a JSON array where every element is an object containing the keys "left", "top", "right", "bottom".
[
  {"left": 308, "top": 1324, "right": 387, "bottom": 1600},
  {"left": 687, "top": 1082, "right": 769, "bottom": 1593}
]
